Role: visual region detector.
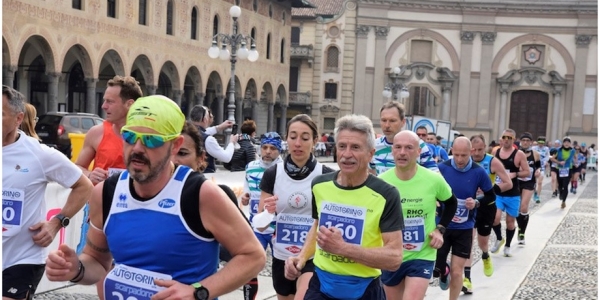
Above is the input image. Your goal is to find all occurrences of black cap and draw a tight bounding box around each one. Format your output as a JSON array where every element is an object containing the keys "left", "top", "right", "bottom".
[{"left": 520, "top": 132, "right": 533, "bottom": 141}]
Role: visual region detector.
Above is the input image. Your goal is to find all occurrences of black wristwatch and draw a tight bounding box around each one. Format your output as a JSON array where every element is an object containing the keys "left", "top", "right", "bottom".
[
  {"left": 192, "top": 283, "right": 209, "bottom": 300},
  {"left": 54, "top": 214, "right": 70, "bottom": 228},
  {"left": 435, "top": 225, "right": 446, "bottom": 235}
]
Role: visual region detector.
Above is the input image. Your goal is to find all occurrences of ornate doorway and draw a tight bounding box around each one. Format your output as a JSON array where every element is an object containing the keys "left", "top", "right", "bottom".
[{"left": 509, "top": 90, "right": 548, "bottom": 138}]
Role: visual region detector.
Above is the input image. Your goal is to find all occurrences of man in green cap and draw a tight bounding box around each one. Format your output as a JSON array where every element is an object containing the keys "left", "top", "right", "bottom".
[{"left": 44, "top": 95, "right": 266, "bottom": 300}]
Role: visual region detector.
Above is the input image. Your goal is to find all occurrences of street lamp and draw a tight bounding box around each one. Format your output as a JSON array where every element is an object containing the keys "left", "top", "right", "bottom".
[
  {"left": 382, "top": 66, "right": 410, "bottom": 102},
  {"left": 207, "top": 5, "right": 259, "bottom": 141}
]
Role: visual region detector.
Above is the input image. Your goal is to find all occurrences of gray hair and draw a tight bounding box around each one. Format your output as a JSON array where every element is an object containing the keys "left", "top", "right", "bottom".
[
  {"left": 2, "top": 85, "right": 25, "bottom": 115},
  {"left": 189, "top": 104, "right": 207, "bottom": 122},
  {"left": 334, "top": 114, "right": 376, "bottom": 150}
]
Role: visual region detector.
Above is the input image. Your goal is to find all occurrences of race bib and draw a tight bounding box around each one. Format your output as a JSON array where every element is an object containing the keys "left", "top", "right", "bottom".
[
  {"left": 495, "top": 169, "right": 510, "bottom": 184},
  {"left": 104, "top": 264, "right": 172, "bottom": 300},
  {"left": 518, "top": 167, "right": 534, "bottom": 181},
  {"left": 402, "top": 217, "right": 425, "bottom": 252},
  {"left": 559, "top": 168, "right": 570, "bottom": 178},
  {"left": 319, "top": 202, "right": 366, "bottom": 245},
  {"left": 452, "top": 199, "right": 469, "bottom": 224},
  {"left": 275, "top": 213, "right": 313, "bottom": 247},
  {"left": 2, "top": 188, "right": 24, "bottom": 237},
  {"left": 249, "top": 199, "right": 259, "bottom": 215},
  {"left": 108, "top": 168, "right": 126, "bottom": 177}
]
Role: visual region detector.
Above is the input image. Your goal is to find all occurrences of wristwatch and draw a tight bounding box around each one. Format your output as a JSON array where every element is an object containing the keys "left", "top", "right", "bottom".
[
  {"left": 192, "top": 282, "right": 209, "bottom": 300},
  {"left": 54, "top": 214, "right": 70, "bottom": 228},
  {"left": 435, "top": 225, "right": 446, "bottom": 235}
]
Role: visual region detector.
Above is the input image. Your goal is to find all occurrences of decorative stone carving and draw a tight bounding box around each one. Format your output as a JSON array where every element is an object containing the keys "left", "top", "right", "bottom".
[
  {"left": 460, "top": 31, "right": 475, "bottom": 42},
  {"left": 480, "top": 32, "right": 496, "bottom": 44},
  {"left": 374, "top": 26, "right": 389, "bottom": 37},
  {"left": 575, "top": 35, "right": 592, "bottom": 46},
  {"left": 355, "top": 25, "right": 370, "bottom": 36}
]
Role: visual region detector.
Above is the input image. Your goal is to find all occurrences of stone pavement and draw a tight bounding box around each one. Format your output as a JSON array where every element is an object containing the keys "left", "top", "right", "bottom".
[{"left": 34, "top": 171, "right": 597, "bottom": 300}]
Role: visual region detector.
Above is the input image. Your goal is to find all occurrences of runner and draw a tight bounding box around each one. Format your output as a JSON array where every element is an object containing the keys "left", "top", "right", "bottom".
[
  {"left": 240, "top": 132, "right": 283, "bottom": 300},
  {"left": 461, "top": 134, "right": 513, "bottom": 294},
  {"left": 45, "top": 95, "right": 265, "bottom": 300},
  {"left": 285, "top": 114, "right": 404, "bottom": 299},
  {"left": 570, "top": 145, "right": 583, "bottom": 194},
  {"left": 258, "top": 114, "right": 335, "bottom": 300},
  {"left": 427, "top": 132, "right": 449, "bottom": 162},
  {"left": 372, "top": 101, "right": 437, "bottom": 175},
  {"left": 380, "top": 130, "right": 457, "bottom": 300},
  {"left": 516, "top": 133, "right": 541, "bottom": 245},
  {"left": 532, "top": 136, "right": 550, "bottom": 203},
  {"left": 435, "top": 137, "right": 495, "bottom": 300},
  {"left": 579, "top": 143, "right": 589, "bottom": 182},
  {"left": 549, "top": 140, "right": 562, "bottom": 197},
  {"left": 549, "top": 137, "right": 576, "bottom": 209},
  {"left": 490, "top": 129, "right": 530, "bottom": 257},
  {"left": 3, "top": 85, "right": 92, "bottom": 300}
]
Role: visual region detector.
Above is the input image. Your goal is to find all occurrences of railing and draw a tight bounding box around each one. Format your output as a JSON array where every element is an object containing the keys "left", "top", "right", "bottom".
[
  {"left": 290, "top": 44, "right": 313, "bottom": 59},
  {"left": 289, "top": 91, "right": 311, "bottom": 105}
]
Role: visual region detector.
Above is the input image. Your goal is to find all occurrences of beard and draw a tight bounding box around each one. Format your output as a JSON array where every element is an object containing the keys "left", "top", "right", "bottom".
[{"left": 127, "top": 145, "right": 172, "bottom": 184}]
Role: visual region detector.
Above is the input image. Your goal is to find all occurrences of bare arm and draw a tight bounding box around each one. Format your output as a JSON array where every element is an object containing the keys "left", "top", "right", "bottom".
[
  {"left": 336, "top": 231, "right": 403, "bottom": 271},
  {"left": 298, "top": 220, "right": 318, "bottom": 263},
  {"left": 74, "top": 124, "right": 103, "bottom": 176},
  {"left": 60, "top": 174, "right": 93, "bottom": 220},
  {"left": 198, "top": 181, "right": 266, "bottom": 298},
  {"left": 491, "top": 157, "right": 513, "bottom": 192},
  {"left": 516, "top": 150, "right": 531, "bottom": 179}
]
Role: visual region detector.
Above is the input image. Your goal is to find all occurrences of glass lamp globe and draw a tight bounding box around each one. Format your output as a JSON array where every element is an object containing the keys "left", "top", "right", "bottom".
[
  {"left": 229, "top": 6, "right": 241, "bottom": 18},
  {"left": 237, "top": 42, "right": 249, "bottom": 60},
  {"left": 248, "top": 44, "right": 259, "bottom": 62},
  {"left": 219, "top": 46, "right": 231, "bottom": 60},
  {"left": 208, "top": 41, "right": 220, "bottom": 59}
]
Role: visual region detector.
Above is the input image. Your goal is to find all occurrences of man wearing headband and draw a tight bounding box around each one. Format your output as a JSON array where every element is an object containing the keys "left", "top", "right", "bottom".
[
  {"left": 45, "top": 95, "right": 265, "bottom": 300},
  {"left": 240, "top": 132, "right": 283, "bottom": 300},
  {"left": 531, "top": 136, "right": 550, "bottom": 203},
  {"left": 516, "top": 133, "right": 541, "bottom": 246},
  {"left": 549, "top": 137, "right": 576, "bottom": 209}
]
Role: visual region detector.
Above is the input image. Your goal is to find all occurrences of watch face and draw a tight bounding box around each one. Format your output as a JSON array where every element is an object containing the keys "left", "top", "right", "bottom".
[
  {"left": 62, "top": 217, "right": 70, "bottom": 227},
  {"left": 194, "top": 288, "right": 209, "bottom": 300}
]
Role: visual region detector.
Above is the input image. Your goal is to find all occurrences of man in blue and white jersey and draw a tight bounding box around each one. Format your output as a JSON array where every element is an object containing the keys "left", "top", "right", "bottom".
[
  {"left": 372, "top": 101, "right": 437, "bottom": 175},
  {"left": 532, "top": 136, "right": 550, "bottom": 203}
]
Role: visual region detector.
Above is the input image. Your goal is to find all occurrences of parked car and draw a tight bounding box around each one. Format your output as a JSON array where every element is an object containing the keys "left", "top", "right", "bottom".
[{"left": 35, "top": 112, "right": 103, "bottom": 159}]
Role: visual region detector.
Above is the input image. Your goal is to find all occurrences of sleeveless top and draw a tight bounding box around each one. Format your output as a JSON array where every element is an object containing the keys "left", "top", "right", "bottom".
[
  {"left": 519, "top": 150, "right": 537, "bottom": 184},
  {"left": 104, "top": 166, "right": 219, "bottom": 284},
  {"left": 272, "top": 162, "right": 323, "bottom": 260},
  {"left": 475, "top": 154, "right": 496, "bottom": 184},
  {"left": 494, "top": 148, "right": 520, "bottom": 197},
  {"left": 93, "top": 121, "right": 126, "bottom": 171}
]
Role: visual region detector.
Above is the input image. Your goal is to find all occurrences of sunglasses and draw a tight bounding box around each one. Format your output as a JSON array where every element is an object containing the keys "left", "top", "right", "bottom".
[
  {"left": 121, "top": 129, "right": 179, "bottom": 149},
  {"left": 501, "top": 136, "right": 514, "bottom": 140},
  {"left": 417, "top": 133, "right": 427, "bottom": 137}
]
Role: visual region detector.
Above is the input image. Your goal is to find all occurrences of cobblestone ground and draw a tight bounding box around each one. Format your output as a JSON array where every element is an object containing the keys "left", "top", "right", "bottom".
[{"left": 512, "top": 174, "right": 598, "bottom": 300}]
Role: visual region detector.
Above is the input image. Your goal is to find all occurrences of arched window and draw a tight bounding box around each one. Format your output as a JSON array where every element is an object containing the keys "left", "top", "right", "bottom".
[
  {"left": 213, "top": 15, "right": 219, "bottom": 38},
  {"left": 326, "top": 46, "right": 339, "bottom": 71},
  {"left": 253, "top": 0, "right": 258, "bottom": 12},
  {"left": 266, "top": 33, "right": 271, "bottom": 59},
  {"left": 138, "top": 0, "right": 147, "bottom": 25},
  {"left": 268, "top": 4, "right": 273, "bottom": 18},
  {"left": 166, "top": 0, "right": 173, "bottom": 35},
  {"left": 280, "top": 39, "right": 285, "bottom": 63},
  {"left": 191, "top": 7, "right": 198, "bottom": 40},
  {"left": 251, "top": 27, "right": 256, "bottom": 41},
  {"left": 282, "top": 12, "right": 286, "bottom": 25}
]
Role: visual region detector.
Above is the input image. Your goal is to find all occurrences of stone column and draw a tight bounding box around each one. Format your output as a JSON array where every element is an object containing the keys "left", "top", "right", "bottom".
[
  {"left": 353, "top": 25, "right": 370, "bottom": 115},
  {"left": 251, "top": 100, "right": 258, "bottom": 122},
  {"left": 3, "top": 65, "right": 18, "bottom": 88},
  {"left": 477, "top": 32, "right": 496, "bottom": 127},
  {"left": 195, "top": 92, "right": 205, "bottom": 106},
  {"left": 85, "top": 78, "right": 98, "bottom": 114},
  {"left": 441, "top": 85, "right": 452, "bottom": 120},
  {"left": 551, "top": 87, "right": 564, "bottom": 140},
  {"left": 216, "top": 95, "right": 225, "bottom": 124},
  {"left": 236, "top": 97, "right": 243, "bottom": 126},
  {"left": 569, "top": 35, "right": 592, "bottom": 130},
  {"left": 172, "top": 89, "right": 183, "bottom": 106},
  {"left": 371, "top": 26, "right": 389, "bottom": 122},
  {"left": 279, "top": 104, "right": 288, "bottom": 135},
  {"left": 456, "top": 31, "right": 475, "bottom": 127},
  {"left": 498, "top": 83, "right": 510, "bottom": 132},
  {"left": 146, "top": 85, "right": 157, "bottom": 95},
  {"left": 47, "top": 72, "right": 61, "bottom": 112},
  {"left": 267, "top": 102, "right": 274, "bottom": 132}
]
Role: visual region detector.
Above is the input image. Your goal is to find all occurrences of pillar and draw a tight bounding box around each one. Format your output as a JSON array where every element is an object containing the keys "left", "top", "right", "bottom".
[
  {"left": 85, "top": 78, "right": 98, "bottom": 114},
  {"left": 456, "top": 31, "right": 475, "bottom": 127},
  {"left": 172, "top": 89, "right": 182, "bottom": 106},
  {"left": 551, "top": 86, "right": 565, "bottom": 140},
  {"left": 569, "top": 35, "right": 592, "bottom": 130},
  {"left": 498, "top": 84, "right": 509, "bottom": 132},
  {"left": 441, "top": 85, "right": 452, "bottom": 120},
  {"left": 477, "top": 32, "right": 496, "bottom": 127},
  {"left": 354, "top": 25, "right": 369, "bottom": 115},
  {"left": 267, "top": 102, "right": 274, "bottom": 132},
  {"left": 47, "top": 72, "right": 61, "bottom": 112},
  {"left": 370, "top": 26, "right": 389, "bottom": 122},
  {"left": 3, "top": 65, "right": 18, "bottom": 88},
  {"left": 146, "top": 85, "right": 157, "bottom": 95},
  {"left": 216, "top": 95, "right": 225, "bottom": 124},
  {"left": 279, "top": 104, "right": 288, "bottom": 135},
  {"left": 251, "top": 100, "right": 258, "bottom": 122}
]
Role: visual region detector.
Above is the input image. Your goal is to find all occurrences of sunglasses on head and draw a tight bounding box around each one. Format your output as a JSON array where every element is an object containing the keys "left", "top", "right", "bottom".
[
  {"left": 537, "top": 140, "right": 546, "bottom": 144},
  {"left": 501, "top": 136, "right": 514, "bottom": 140},
  {"left": 121, "top": 129, "right": 179, "bottom": 149}
]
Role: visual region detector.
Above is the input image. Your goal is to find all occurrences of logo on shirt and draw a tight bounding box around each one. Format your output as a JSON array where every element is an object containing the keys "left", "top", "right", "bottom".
[
  {"left": 158, "top": 198, "right": 176, "bottom": 209},
  {"left": 287, "top": 192, "right": 308, "bottom": 209},
  {"left": 404, "top": 244, "right": 417, "bottom": 250},
  {"left": 117, "top": 193, "right": 128, "bottom": 208},
  {"left": 285, "top": 245, "right": 302, "bottom": 254},
  {"left": 14, "top": 165, "right": 29, "bottom": 172}
]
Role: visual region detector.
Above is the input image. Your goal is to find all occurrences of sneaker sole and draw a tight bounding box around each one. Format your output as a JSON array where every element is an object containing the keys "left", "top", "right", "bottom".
[{"left": 462, "top": 286, "right": 473, "bottom": 294}]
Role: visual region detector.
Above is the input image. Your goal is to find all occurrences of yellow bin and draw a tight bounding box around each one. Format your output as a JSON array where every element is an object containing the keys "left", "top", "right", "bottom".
[{"left": 68, "top": 133, "right": 86, "bottom": 163}]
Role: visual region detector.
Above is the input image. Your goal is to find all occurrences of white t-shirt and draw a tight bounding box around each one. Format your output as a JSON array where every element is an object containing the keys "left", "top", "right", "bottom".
[{"left": 3, "top": 132, "right": 82, "bottom": 270}]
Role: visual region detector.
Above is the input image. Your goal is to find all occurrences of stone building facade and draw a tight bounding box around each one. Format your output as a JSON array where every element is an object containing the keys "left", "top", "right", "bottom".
[
  {"left": 3, "top": 0, "right": 308, "bottom": 135},
  {"left": 354, "top": 0, "right": 598, "bottom": 145}
]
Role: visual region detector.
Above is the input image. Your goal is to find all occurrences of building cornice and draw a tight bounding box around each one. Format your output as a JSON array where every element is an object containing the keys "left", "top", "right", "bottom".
[{"left": 357, "top": 1, "right": 597, "bottom": 17}]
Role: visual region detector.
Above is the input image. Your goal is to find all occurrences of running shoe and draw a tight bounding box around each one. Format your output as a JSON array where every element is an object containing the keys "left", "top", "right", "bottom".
[
  {"left": 573, "top": 188, "right": 577, "bottom": 194},
  {"left": 439, "top": 264, "right": 450, "bottom": 291},
  {"left": 491, "top": 239, "right": 505, "bottom": 254},
  {"left": 504, "top": 246, "right": 512, "bottom": 257},
  {"left": 462, "top": 278, "right": 473, "bottom": 294},
  {"left": 482, "top": 256, "right": 493, "bottom": 277},
  {"left": 518, "top": 234, "right": 526, "bottom": 245},
  {"left": 561, "top": 201, "right": 566, "bottom": 209},
  {"left": 552, "top": 190, "right": 558, "bottom": 198},
  {"left": 534, "top": 193, "right": 540, "bottom": 203}
]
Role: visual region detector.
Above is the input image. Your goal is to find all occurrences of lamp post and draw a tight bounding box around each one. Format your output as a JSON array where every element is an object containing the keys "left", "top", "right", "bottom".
[
  {"left": 382, "top": 66, "right": 409, "bottom": 103},
  {"left": 208, "top": 5, "right": 258, "bottom": 141}
]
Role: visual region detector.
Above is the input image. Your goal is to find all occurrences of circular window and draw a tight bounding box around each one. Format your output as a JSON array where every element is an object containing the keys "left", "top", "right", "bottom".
[{"left": 328, "top": 26, "right": 340, "bottom": 38}]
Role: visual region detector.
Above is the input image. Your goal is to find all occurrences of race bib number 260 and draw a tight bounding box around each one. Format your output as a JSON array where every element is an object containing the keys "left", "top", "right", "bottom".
[
  {"left": 319, "top": 202, "right": 366, "bottom": 245},
  {"left": 2, "top": 188, "right": 24, "bottom": 237}
]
